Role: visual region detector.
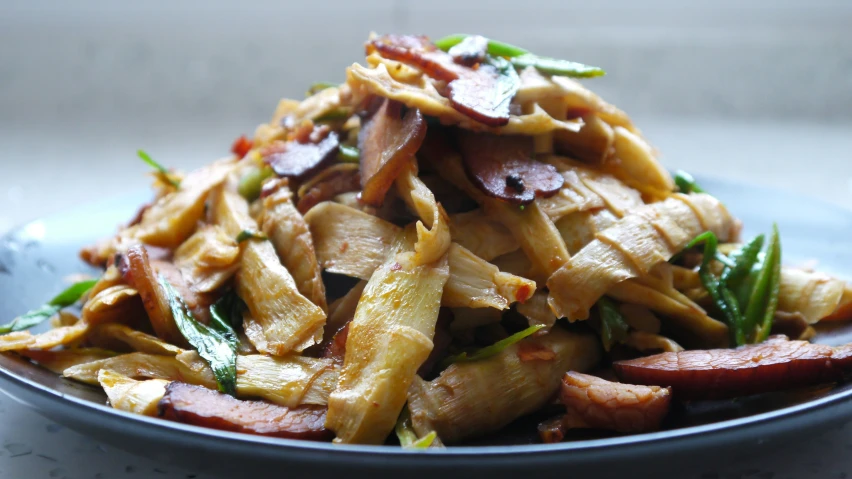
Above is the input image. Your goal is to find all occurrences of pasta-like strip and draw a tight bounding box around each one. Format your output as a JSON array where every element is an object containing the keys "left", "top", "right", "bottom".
[
  {"left": 395, "top": 161, "right": 451, "bottom": 265},
  {"left": 126, "top": 160, "right": 235, "bottom": 249},
  {"left": 407, "top": 328, "right": 601, "bottom": 444},
  {"left": 547, "top": 193, "right": 737, "bottom": 321},
  {"left": 778, "top": 268, "right": 847, "bottom": 324},
  {"left": 18, "top": 348, "right": 116, "bottom": 375},
  {"left": 449, "top": 211, "right": 519, "bottom": 261},
  {"left": 173, "top": 225, "right": 240, "bottom": 295},
  {"left": 608, "top": 280, "right": 729, "bottom": 347},
  {"left": 537, "top": 169, "right": 606, "bottom": 222},
  {"left": 64, "top": 352, "right": 338, "bottom": 408},
  {"left": 212, "top": 185, "right": 326, "bottom": 355},
  {"left": 99, "top": 370, "right": 168, "bottom": 416},
  {"left": 607, "top": 126, "right": 674, "bottom": 199},
  {"left": 516, "top": 291, "right": 558, "bottom": 332},
  {"left": 259, "top": 179, "right": 328, "bottom": 312},
  {"left": 326, "top": 235, "right": 450, "bottom": 444},
  {"left": 87, "top": 323, "right": 185, "bottom": 356},
  {"left": 555, "top": 208, "right": 619, "bottom": 255},
  {"left": 308, "top": 203, "right": 533, "bottom": 310},
  {"left": 0, "top": 321, "right": 89, "bottom": 352},
  {"left": 81, "top": 285, "right": 143, "bottom": 325}
]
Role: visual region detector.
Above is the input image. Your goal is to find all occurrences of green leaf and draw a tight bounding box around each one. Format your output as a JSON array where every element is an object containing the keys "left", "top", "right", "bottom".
[
  {"left": 674, "top": 170, "right": 705, "bottom": 194},
  {"left": 159, "top": 276, "right": 237, "bottom": 395},
  {"left": 747, "top": 224, "right": 782, "bottom": 343},
  {"left": 306, "top": 82, "right": 336, "bottom": 97},
  {"left": 688, "top": 231, "right": 746, "bottom": 345},
  {"left": 720, "top": 235, "right": 765, "bottom": 288},
  {"left": 434, "top": 34, "right": 605, "bottom": 78},
  {"left": 337, "top": 144, "right": 360, "bottom": 163},
  {"left": 208, "top": 292, "right": 243, "bottom": 351},
  {"left": 410, "top": 431, "right": 438, "bottom": 449},
  {"left": 138, "top": 150, "right": 180, "bottom": 188},
  {"left": 0, "top": 279, "right": 98, "bottom": 335},
  {"left": 236, "top": 230, "right": 268, "bottom": 243},
  {"left": 237, "top": 166, "right": 274, "bottom": 202},
  {"left": 441, "top": 324, "right": 545, "bottom": 368},
  {"left": 597, "top": 297, "right": 630, "bottom": 351}
]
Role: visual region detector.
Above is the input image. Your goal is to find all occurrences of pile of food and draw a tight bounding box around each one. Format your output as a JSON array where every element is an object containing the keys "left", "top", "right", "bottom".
[{"left": 4, "top": 33, "right": 852, "bottom": 447}]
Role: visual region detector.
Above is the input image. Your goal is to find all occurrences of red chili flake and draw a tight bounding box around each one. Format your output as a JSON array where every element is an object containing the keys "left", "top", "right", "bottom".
[
  {"left": 231, "top": 135, "right": 254, "bottom": 159},
  {"left": 515, "top": 284, "right": 532, "bottom": 304}
]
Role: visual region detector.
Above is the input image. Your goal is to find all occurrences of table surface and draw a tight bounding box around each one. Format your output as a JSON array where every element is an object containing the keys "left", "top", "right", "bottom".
[{"left": 0, "top": 118, "right": 850, "bottom": 478}]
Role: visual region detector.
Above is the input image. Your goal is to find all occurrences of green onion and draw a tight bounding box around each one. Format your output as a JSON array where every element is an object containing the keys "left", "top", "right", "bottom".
[
  {"left": 434, "top": 34, "right": 605, "bottom": 78},
  {"left": 236, "top": 230, "right": 268, "bottom": 243},
  {"left": 746, "top": 224, "right": 782, "bottom": 343},
  {"left": 597, "top": 297, "right": 630, "bottom": 351},
  {"left": 337, "top": 144, "right": 360, "bottom": 163},
  {"left": 687, "top": 231, "right": 746, "bottom": 345},
  {"left": 237, "top": 166, "right": 274, "bottom": 202},
  {"left": 509, "top": 54, "right": 605, "bottom": 78},
  {"left": 208, "top": 292, "right": 243, "bottom": 350},
  {"left": 306, "top": 82, "right": 336, "bottom": 97},
  {"left": 395, "top": 406, "right": 437, "bottom": 449},
  {"left": 138, "top": 150, "right": 180, "bottom": 188},
  {"left": 674, "top": 170, "right": 704, "bottom": 194},
  {"left": 720, "top": 235, "right": 765, "bottom": 288},
  {"left": 159, "top": 276, "right": 237, "bottom": 395},
  {"left": 440, "top": 324, "right": 544, "bottom": 368},
  {"left": 0, "top": 279, "right": 98, "bottom": 335},
  {"left": 314, "top": 108, "right": 352, "bottom": 123}
]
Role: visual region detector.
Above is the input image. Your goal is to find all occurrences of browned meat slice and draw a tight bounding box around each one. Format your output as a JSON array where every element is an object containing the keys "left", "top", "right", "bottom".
[
  {"left": 358, "top": 98, "right": 427, "bottom": 206},
  {"left": 158, "top": 382, "right": 333, "bottom": 441},
  {"left": 559, "top": 372, "right": 671, "bottom": 432},
  {"left": 368, "top": 35, "right": 519, "bottom": 127},
  {"left": 263, "top": 131, "right": 340, "bottom": 180},
  {"left": 614, "top": 336, "right": 852, "bottom": 400},
  {"left": 457, "top": 131, "right": 563, "bottom": 205}
]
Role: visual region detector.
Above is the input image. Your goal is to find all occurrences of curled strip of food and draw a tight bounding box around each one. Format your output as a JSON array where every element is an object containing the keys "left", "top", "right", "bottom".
[
  {"left": 824, "top": 283, "right": 852, "bottom": 322},
  {"left": 624, "top": 331, "right": 684, "bottom": 354},
  {"left": 295, "top": 163, "right": 361, "bottom": 214},
  {"left": 555, "top": 372, "right": 671, "bottom": 434},
  {"left": 212, "top": 185, "right": 326, "bottom": 355},
  {"left": 407, "top": 328, "right": 601, "bottom": 444},
  {"left": 547, "top": 193, "right": 737, "bottom": 321},
  {"left": 307, "top": 202, "right": 533, "bottom": 310},
  {"left": 538, "top": 170, "right": 607, "bottom": 222},
  {"left": 516, "top": 291, "right": 558, "bottom": 332},
  {"left": 99, "top": 370, "right": 168, "bottom": 416},
  {"left": 456, "top": 131, "right": 563, "bottom": 205},
  {"left": 555, "top": 209, "right": 619, "bottom": 255},
  {"left": 259, "top": 179, "right": 328, "bottom": 312},
  {"left": 607, "top": 126, "right": 674, "bottom": 199},
  {"left": 395, "top": 161, "right": 451, "bottom": 265},
  {"left": 326, "top": 234, "right": 450, "bottom": 444},
  {"left": 552, "top": 114, "right": 614, "bottom": 165},
  {"left": 359, "top": 98, "right": 427, "bottom": 206},
  {"left": 81, "top": 285, "right": 143, "bottom": 326},
  {"left": 64, "top": 352, "right": 337, "bottom": 408},
  {"left": 125, "top": 160, "right": 235, "bottom": 249},
  {"left": 778, "top": 268, "right": 847, "bottom": 324},
  {"left": 263, "top": 131, "right": 340, "bottom": 180},
  {"left": 173, "top": 225, "right": 240, "bottom": 295},
  {"left": 121, "top": 246, "right": 187, "bottom": 345},
  {"left": 614, "top": 335, "right": 852, "bottom": 400},
  {"left": 159, "top": 382, "right": 333, "bottom": 441}
]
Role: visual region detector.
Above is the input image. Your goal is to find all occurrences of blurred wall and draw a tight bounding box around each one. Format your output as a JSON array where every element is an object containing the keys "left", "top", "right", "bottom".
[{"left": 0, "top": 0, "right": 850, "bottom": 231}]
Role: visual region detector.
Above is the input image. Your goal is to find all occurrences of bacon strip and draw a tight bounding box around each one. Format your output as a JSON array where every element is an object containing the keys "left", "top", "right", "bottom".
[
  {"left": 457, "top": 131, "right": 563, "bottom": 205},
  {"left": 158, "top": 382, "right": 333, "bottom": 441},
  {"left": 614, "top": 336, "right": 852, "bottom": 400},
  {"left": 368, "top": 35, "right": 519, "bottom": 127},
  {"left": 358, "top": 98, "right": 427, "bottom": 205}
]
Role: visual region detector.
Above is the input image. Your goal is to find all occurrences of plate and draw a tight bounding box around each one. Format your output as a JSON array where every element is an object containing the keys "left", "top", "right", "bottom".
[{"left": 1, "top": 177, "right": 851, "bottom": 479}]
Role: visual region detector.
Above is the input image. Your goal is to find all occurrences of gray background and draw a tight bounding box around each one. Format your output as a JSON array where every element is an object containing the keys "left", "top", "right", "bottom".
[{"left": 0, "top": 0, "right": 851, "bottom": 477}]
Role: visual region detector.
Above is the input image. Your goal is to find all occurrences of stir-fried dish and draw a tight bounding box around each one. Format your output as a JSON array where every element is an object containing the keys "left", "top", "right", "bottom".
[{"left": 6, "top": 33, "right": 852, "bottom": 448}]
